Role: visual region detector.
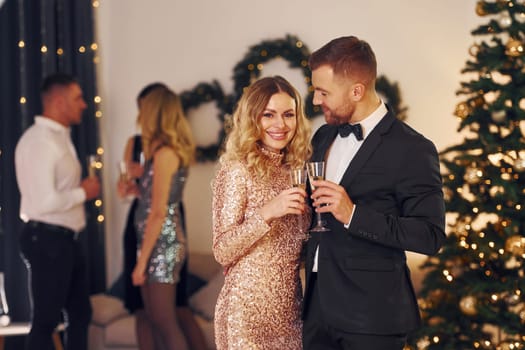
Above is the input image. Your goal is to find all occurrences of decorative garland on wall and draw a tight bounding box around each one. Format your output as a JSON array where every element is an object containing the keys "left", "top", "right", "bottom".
[
  {"left": 231, "top": 35, "right": 317, "bottom": 118},
  {"left": 180, "top": 81, "right": 232, "bottom": 162},
  {"left": 180, "top": 34, "right": 407, "bottom": 162}
]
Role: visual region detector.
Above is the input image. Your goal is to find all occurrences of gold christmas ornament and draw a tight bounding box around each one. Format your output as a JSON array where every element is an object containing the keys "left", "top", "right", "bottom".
[
  {"left": 464, "top": 166, "right": 483, "bottom": 184},
  {"left": 476, "top": 1, "right": 488, "bottom": 16},
  {"left": 459, "top": 295, "right": 478, "bottom": 316},
  {"left": 498, "top": 13, "right": 513, "bottom": 28},
  {"left": 469, "top": 43, "right": 481, "bottom": 57},
  {"left": 505, "top": 235, "right": 525, "bottom": 255},
  {"left": 505, "top": 38, "right": 524, "bottom": 57},
  {"left": 454, "top": 101, "right": 470, "bottom": 119},
  {"left": 470, "top": 95, "right": 486, "bottom": 108}
]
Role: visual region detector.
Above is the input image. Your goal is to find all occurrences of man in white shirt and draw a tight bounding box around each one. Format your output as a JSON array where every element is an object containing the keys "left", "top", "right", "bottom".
[{"left": 15, "top": 73, "right": 100, "bottom": 350}]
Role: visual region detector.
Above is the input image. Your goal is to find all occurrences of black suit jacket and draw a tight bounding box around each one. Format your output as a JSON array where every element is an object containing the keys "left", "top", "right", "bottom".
[{"left": 303, "top": 110, "right": 446, "bottom": 335}]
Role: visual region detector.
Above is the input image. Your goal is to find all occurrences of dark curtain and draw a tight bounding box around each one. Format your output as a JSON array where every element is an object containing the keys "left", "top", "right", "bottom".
[{"left": 0, "top": 0, "right": 106, "bottom": 345}]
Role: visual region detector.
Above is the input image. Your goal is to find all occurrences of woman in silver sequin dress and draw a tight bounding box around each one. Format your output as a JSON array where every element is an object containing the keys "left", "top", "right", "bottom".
[
  {"left": 130, "top": 86, "right": 195, "bottom": 350},
  {"left": 212, "top": 76, "right": 312, "bottom": 349}
]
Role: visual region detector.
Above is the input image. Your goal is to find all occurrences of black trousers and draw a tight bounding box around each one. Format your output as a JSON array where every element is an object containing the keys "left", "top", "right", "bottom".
[
  {"left": 19, "top": 222, "right": 91, "bottom": 350},
  {"left": 303, "top": 273, "right": 407, "bottom": 350}
]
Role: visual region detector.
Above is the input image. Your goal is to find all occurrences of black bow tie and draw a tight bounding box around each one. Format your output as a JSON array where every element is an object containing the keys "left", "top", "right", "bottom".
[{"left": 338, "top": 123, "right": 363, "bottom": 140}]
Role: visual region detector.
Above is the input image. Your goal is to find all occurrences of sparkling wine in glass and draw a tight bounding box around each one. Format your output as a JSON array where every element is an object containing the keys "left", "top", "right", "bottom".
[
  {"left": 307, "top": 161, "right": 330, "bottom": 232},
  {"left": 290, "top": 167, "right": 308, "bottom": 235},
  {"left": 117, "top": 160, "right": 136, "bottom": 201},
  {"left": 290, "top": 167, "right": 307, "bottom": 190}
]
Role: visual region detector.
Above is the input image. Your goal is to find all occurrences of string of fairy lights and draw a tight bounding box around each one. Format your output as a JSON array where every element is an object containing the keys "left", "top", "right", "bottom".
[
  {"left": 88, "top": 0, "right": 105, "bottom": 224},
  {"left": 14, "top": 0, "right": 105, "bottom": 225}
]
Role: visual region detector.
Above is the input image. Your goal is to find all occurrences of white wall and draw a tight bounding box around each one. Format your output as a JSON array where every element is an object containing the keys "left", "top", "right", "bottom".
[{"left": 96, "top": 0, "right": 479, "bottom": 286}]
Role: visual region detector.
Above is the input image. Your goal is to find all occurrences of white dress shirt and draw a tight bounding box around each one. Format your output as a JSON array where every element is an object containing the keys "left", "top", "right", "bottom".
[
  {"left": 313, "top": 102, "right": 387, "bottom": 272},
  {"left": 15, "top": 116, "right": 87, "bottom": 232}
]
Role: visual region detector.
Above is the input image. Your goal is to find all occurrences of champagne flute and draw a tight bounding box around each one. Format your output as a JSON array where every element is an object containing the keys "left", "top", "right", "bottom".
[
  {"left": 290, "top": 167, "right": 308, "bottom": 234},
  {"left": 117, "top": 160, "right": 135, "bottom": 201},
  {"left": 307, "top": 161, "right": 330, "bottom": 232},
  {"left": 0, "top": 272, "right": 10, "bottom": 326},
  {"left": 290, "top": 167, "right": 307, "bottom": 190},
  {"left": 117, "top": 160, "right": 130, "bottom": 183},
  {"left": 87, "top": 154, "right": 100, "bottom": 177}
]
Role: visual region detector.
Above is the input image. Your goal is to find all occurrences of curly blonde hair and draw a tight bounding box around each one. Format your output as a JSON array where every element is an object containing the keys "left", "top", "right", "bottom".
[
  {"left": 139, "top": 86, "right": 195, "bottom": 166},
  {"left": 221, "top": 76, "right": 312, "bottom": 178}
]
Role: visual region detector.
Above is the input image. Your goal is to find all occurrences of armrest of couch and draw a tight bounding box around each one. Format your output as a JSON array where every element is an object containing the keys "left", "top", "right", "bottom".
[{"left": 90, "top": 294, "right": 130, "bottom": 327}]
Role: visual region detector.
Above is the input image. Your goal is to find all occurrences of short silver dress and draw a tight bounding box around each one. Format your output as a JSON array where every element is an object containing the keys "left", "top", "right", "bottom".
[{"left": 134, "top": 160, "right": 187, "bottom": 284}]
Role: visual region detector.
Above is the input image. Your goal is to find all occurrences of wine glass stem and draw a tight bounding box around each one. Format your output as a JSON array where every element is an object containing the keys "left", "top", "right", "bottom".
[{"left": 316, "top": 212, "right": 323, "bottom": 227}]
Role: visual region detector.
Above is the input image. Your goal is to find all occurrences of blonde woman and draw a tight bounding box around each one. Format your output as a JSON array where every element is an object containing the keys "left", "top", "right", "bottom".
[
  {"left": 212, "top": 76, "right": 312, "bottom": 349},
  {"left": 131, "top": 86, "right": 195, "bottom": 350}
]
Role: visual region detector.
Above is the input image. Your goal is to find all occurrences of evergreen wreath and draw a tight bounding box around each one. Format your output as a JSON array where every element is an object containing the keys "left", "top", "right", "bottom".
[
  {"left": 180, "top": 80, "right": 232, "bottom": 162},
  {"left": 181, "top": 35, "right": 407, "bottom": 162}
]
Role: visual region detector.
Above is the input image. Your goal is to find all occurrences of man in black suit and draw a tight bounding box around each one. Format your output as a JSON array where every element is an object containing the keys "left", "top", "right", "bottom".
[{"left": 302, "top": 36, "right": 446, "bottom": 350}]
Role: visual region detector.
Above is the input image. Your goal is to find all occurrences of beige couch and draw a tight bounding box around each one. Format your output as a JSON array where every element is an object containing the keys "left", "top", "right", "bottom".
[{"left": 88, "top": 253, "right": 223, "bottom": 350}]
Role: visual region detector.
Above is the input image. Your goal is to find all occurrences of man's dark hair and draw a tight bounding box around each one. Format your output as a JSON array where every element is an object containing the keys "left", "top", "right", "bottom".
[
  {"left": 41, "top": 73, "right": 78, "bottom": 95},
  {"left": 309, "top": 36, "right": 377, "bottom": 85}
]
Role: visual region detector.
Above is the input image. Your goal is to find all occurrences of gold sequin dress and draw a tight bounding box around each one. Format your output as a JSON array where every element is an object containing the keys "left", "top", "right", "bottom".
[{"left": 212, "top": 148, "right": 309, "bottom": 350}]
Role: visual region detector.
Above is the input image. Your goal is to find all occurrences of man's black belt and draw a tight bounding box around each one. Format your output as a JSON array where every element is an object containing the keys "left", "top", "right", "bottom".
[{"left": 27, "top": 220, "right": 76, "bottom": 239}]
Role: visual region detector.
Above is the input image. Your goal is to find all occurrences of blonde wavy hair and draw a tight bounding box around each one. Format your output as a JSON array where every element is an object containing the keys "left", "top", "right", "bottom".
[
  {"left": 139, "top": 86, "right": 195, "bottom": 166},
  {"left": 221, "top": 76, "right": 312, "bottom": 178}
]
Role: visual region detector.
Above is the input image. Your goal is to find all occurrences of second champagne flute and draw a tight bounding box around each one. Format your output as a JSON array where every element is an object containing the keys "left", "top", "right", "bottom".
[
  {"left": 117, "top": 160, "right": 130, "bottom": 182},
  {"left": 307, "top": 161, "right": 330, "bottom": 232},
  {"left": 87, "top": 154, "right": 101, "bottom": 177},
  {"left": 290, "top": 167, "right": 307, "bottom": 190},
  {"left": 290, "top": 167, "right": 308, "bottom": 234}
]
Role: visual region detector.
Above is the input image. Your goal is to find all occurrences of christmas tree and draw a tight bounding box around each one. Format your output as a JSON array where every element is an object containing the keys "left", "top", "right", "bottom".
[{"left": 406, "top": 1, "right": 525, "bottom": 349}]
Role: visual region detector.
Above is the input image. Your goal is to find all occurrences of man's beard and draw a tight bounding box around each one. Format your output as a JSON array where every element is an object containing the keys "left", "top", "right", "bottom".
[{"left": 323, "top": 106, "right": 353, "bottom": 125}]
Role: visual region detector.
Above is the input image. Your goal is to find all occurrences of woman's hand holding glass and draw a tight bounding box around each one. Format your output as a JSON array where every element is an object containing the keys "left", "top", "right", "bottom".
[
  {"left": 258, "top": 185, "right": 307, "bottom": 224},
  {"left": 290, "top": 167, "right": 310, "bottom": 234},
  {"left": 117, "top": 160, "right": 143, "bottom": 199}
]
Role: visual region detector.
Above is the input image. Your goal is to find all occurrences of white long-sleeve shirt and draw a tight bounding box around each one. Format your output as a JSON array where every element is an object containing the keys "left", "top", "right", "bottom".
[{"left": 15, "top": 116, "right": 86, "bottom": 232}]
